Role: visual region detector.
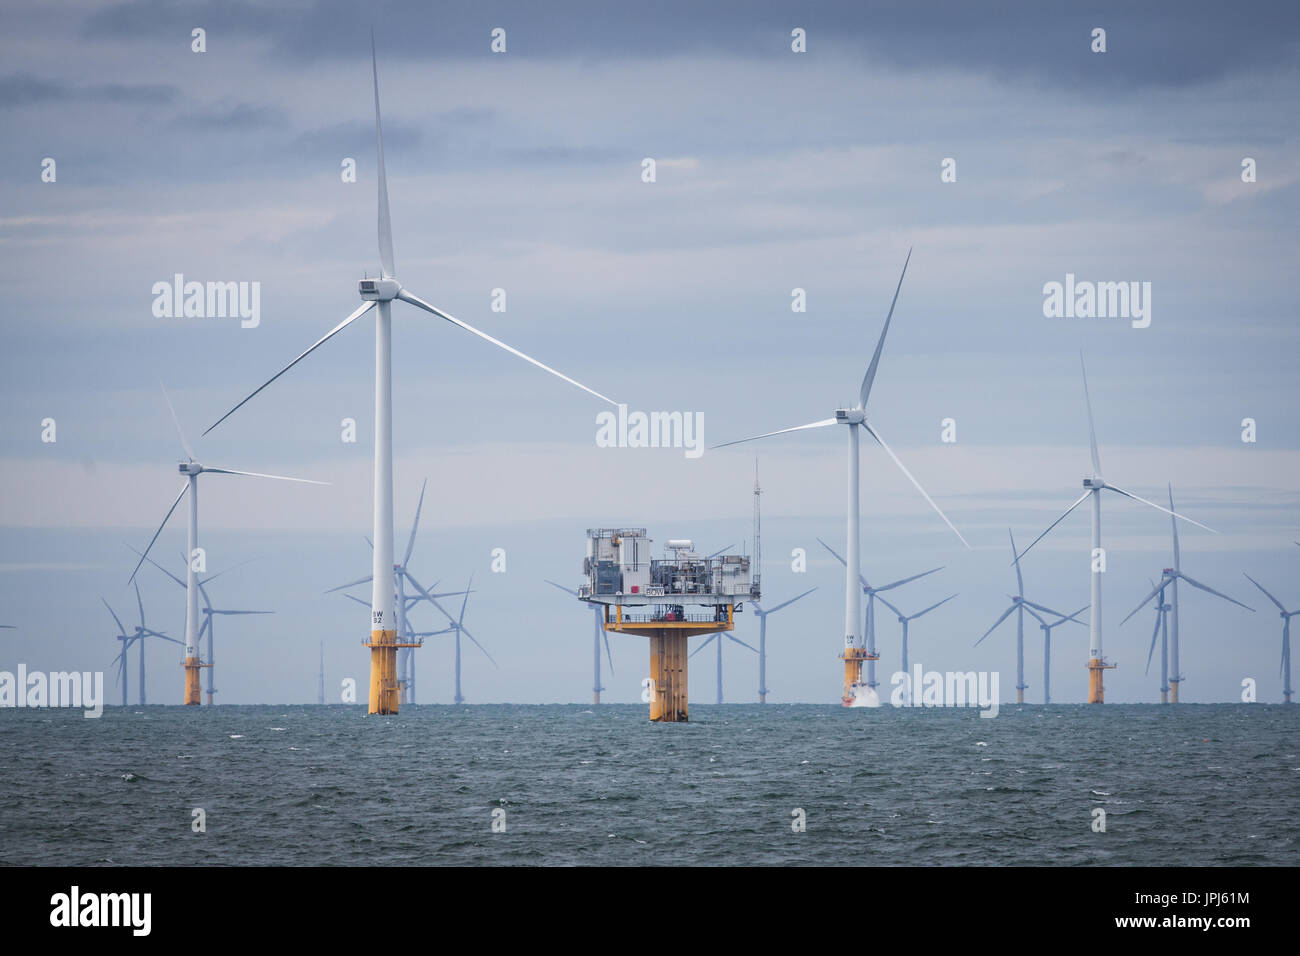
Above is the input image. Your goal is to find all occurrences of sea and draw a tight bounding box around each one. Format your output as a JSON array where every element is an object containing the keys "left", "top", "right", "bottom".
[{"left": 1, "top": 703, "right": 1296, "bottom": 866}]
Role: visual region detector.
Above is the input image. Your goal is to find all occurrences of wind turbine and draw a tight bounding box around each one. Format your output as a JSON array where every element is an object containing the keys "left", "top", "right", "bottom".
[
  {"left": 1019, "top": 604, "right": 1088, "bottom": 705},
  {"left": 133, "top": 549, "right": 271, "bottom": 705},
  {"left": 876, "top": 591, "right": 957, "bottom": 706},
  {"left": 973, "top": 529, "right": 1072, "bottom": 704},
  {"left": 438, "top": 576, "right": 497, "bottom": 704},
  {"left": 318, "top": 640, "right": 325, "bottom": 706},
  {"left": 689, "top": 628, "right": 759, "bottom": 705},
  {"left": 202, "top": 35, "right": 617, "bottom": 715},
  {"left": 546, "top": 579, "right": 614, "bottom": 704},
  {"left": 128, "top": 386, "right": 320, "bottom": 706},
  {"left": 816, "top": 537, "right": 941, "bottom": 694},
  {"left": 1242, "top": 573, "right": 1296, "bottom": 704},
  {"left": 1117, "top": 485, "right": 1253, "bottom": 702},
  {"left": 752, "top": 587, "right": 818, "bottom": 703},
  {"left": 325, "top": 479, "right": 466, "bottom": 704},
  {"left": 104, "top": 584, "right": 182, "bottom": 705},
  {"left": 1015, "top": 355, "right": 1216, "bottom": 704},
  {"left": 713, "top": 249, "right": 969, "bottom": 705}
]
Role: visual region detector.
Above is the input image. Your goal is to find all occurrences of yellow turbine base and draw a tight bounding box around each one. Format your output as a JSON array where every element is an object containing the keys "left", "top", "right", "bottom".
[
  {"left": 367, "top": 629, "right": 400, "bottom": 715},
  {"left": 1087, "top": 659, "right": 1116, "bottom": 704},
  {"left": 183, "top": 656, "right": 202, "bottom": 706},
  {"left": 839, "top": 647, "right": 878, "bottom": 705},
  {"left": 1017, "top": 688, "right": 1024, "bottom": 704},
  {"left": 1169, "top": 680, "right": 1180, "bottom": 704}
]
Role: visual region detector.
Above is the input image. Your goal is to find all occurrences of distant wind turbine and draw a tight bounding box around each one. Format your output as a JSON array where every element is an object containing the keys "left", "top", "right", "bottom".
[
  {"left": 876, "top": 591, "right": 957, "bottom": 706},
  {"left": 1243, "top": 573, "right": 1296, "bottom": 704},
  {"left": 1019, "top": 604, "right": 1088, "bottom": 705},
  {"left": 1118, "top": 485, "right": 1253, "bottom": 702},
  {"left": 202, "top": 33, "right": 617, "bottom": 715},
  {"left": 713, "top": 249, "right": 969, "bottom": 705},
  {"left": 547, "top": 579, "right": 614, "bottom": 704},
  {"left": 816, "top": 537, "right": 940, "bottom": 693},
  {"left": 690, "top": 628, "right": 758, "bottom": 705},
  {"left": 129, "top": 385, "right": 321, "bottom": 706},
  {"left": 751, "top": 588, "right": 818, "bottom": 704},
  {"left": 1015, "top": 355, "right": 1215, "bottom": 704},
  {"left": 104, "top": 583, "right": 181, "bottom": 705}
]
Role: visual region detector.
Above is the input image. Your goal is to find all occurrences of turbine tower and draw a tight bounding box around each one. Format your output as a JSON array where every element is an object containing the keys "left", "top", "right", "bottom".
[
  {"left": 203, "top": 34, "right": 617, "bottom": 715},
  {"left": 876, "top": 592, "right": 957, "bottom": 705},
  {"left": 1118, "top": 485, "right": 1253, "bottom": 702},
  {"left": 546, "top": 580, "right": 614, "bottom": 704},
  {"left": 816, "top": 537, "right": 940, "bottom": 692},
  {"left": 1019, "top": 604, "right": 1088, "bottom": 705},
  {"left": 1243, "top": 573, "right": 1296, "bottom": 704},
  {"left": 1016, "top": 355, "right": 1213, "bottom": 704},
  {"left": 130, "top": 386, "right": 319, "bottom": 706},
  {"left": 318, "top": 640, "right": 325, "bottom": 706},
  {"left": 974, "top": 529, "right": 1074, "bottom": 704},
  {"left": 714, "top": 249, "right": 969, "bottom": 705},
  {"left": 752, "top": 587, "right": 817, "bottom": 703},
  {"left": 438, "top": 576, "right": 496, "bottom": 704}
]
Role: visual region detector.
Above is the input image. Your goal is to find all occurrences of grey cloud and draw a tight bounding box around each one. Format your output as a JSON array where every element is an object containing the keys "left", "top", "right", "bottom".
[{"left": 0, "top": 72, "right": 177, "bottom": 108}]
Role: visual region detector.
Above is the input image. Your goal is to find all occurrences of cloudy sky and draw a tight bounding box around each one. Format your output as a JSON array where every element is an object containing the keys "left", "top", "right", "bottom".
[{"left": 2, "top": 0, "right": 1298, "bottom": 706}]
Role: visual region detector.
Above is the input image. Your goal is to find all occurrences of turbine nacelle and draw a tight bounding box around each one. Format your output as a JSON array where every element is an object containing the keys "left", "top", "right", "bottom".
[
  {"left": 835, "top": 408, "right": 866, "bottom": 425},
  {"left": 178, "top": 461, "right": 202, "bottom": 476},
  {"left": 359, "top": 277, "right": 401, "bottom": 301},
  {"left": 1082, "top": 476, "right": 1105, "bottom": 489}
]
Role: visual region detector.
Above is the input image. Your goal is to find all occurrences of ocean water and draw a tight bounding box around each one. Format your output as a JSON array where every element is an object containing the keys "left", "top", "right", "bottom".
[{"left": 1, "top": 703, "right": 1295, "bottom": 866}]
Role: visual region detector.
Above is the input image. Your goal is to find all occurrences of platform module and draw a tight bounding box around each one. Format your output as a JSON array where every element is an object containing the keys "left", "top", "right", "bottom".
[{"left": 577, "top": 529, "right": 757, "bottom": 721}]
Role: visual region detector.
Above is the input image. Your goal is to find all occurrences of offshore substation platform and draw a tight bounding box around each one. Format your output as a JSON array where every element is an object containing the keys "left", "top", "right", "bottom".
[{"left": 577, "top": 528, "right": 757, "bottom": 721}]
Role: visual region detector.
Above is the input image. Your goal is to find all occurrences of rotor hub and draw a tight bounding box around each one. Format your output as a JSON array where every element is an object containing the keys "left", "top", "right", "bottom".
[{"left": 359, "top": 277, "right": 401, "bottom": 301}]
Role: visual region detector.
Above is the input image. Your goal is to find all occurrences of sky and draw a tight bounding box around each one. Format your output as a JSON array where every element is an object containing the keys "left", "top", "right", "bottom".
[{"left": 1, "top": 0, "right": 1298, "bottom": 706}]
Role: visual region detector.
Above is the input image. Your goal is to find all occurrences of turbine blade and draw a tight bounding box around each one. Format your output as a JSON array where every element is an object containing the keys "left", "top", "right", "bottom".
[
  {"left": 975, "top": 604, "right": 1017, "bottom": 646},
  {"left": 398, "top": 289, "right": 617, "bottom": 406},
  {"left": 202, "top": 301, "right": 376, "bottom": 436},
  {"left": 912, "top": 593, "right": 958, "bottom": 620},
  {"left": 876, "top": 566, "right": 943, "bottom": 592},
  {"left": 200, "top": 555, "right": 261, "bottom": 587},
  {"left": 689, "top": 634, "right": 717, "bottom": 658},
  {"left": 128, "top": 545, "right": 185, "bottom": 590},
  {"left": 160, "top": 381, "right": 195, "bottom": 461},
  {"left": 1145, "top": 610, "right": 1161, "bottom": 675},
  {"left": 766, "top": 586, "right": 818, "bottom": 615},
  {"left": 727, "top": 634, "right": 759, "bottom": 653},
  {"left": 1105, "top": 484, "right": 1216, "bottom": 534},
  {"left": 1020, "top": 597, "right": 1072, "bottom": 620},
  {"left": 212, "top": 610, "right": 273, "bottom": 616},
  {"left": 1243, "top": 572, "right": 1287, "bottom": 613},
  {"left": 707, "top": 544, "right": 734, "bottom": 559},
  {"left": 1176, "top": 572, "right": 1254, "bottom": 613},
  {"left": 1120, "top": 580, "right": 1166, "bottom": 626},
  {"left": 602, "top": 630, "right": 615, "bottom": 674},
  {"left": 403, "top": 571, "right": 459, "bottom": 626},
  {"left": 1022, "top": 603, "right": 1048, "bottom": 627},
  {"left": 459, "top": 625, "right": 498, "bottom": 668},
  {"left": 1080, "top": 352, "right": 1102, "bottom": 476},
  {"left": 859, "top": 247, "right": 911, "bottom": 409},
  {"left": 861, "top": 421, "right": 970, "bottom": 549},
  {"left": 874, "top": 592, "right": 904, "bottom": 619},
  {"left": 133, "top": 580, "right": 145, "bottom": 629},
  {"left": 128, "top": 483, "right": 188, "bottom": 584},
  {"left": 198, "top": 616, "right": 211, "bottom": 640},
  {"left": 1064, "top": 605, "right": 1090, "bottom": 625},
  {"left": 1013, "top": 490, "right": 1090, "bottom": 565},
  {"left": 815, "top": 537, "right": 869, "bottom": 591},
  {"left": 1168, "top": 483, "right": 1181, "bottom": 570},
  {"left": 712, "top": 418, "right": 836, "bottom": 451},
  {"left": 342, "top": 593, "right": 369, "bottom": 609},
  {"left": 203, "top": 467, "right": 327, "bottom": 484},
  {"left": 544, "top": 579, "right": 578, "bottom": 596},
  {"left": 1009, "top": 528, "right": 1023, "bottom": 595},
  {"left": 459, "top": 574, "right": 473, "bottom": 628},
  {"left": 372, "top": 30, "right": 395, "bottom": 277},
  {"left": 100, "top": 597, "right": 127, "bottom": 636},
  {"left": 325, "top": 575, "right": 373, "bottom": 594},
  {"left": 403, "top": 478, "right": 428, "bottom": 568}
]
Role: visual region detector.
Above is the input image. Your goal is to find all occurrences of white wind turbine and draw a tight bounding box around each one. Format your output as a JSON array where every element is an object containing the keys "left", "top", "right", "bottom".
[
  {"left": 129, "top": 386, "right": 324, "bottom": 706},
  {"left": 1242, "top": 573, "right": 1296, "bottom": 704},
  {"left": 546, "top": 579, "right": 614, "bottom": 705},
  {"left": 202, "top": 34, "right": 617, "bottom": 715},
  {"left": 713, "top": 249, "right": 969, "bottom": 706},
  {"left": 874, "top": 591, "right": 957, "bottom": 706},
  {"left": 1015, "top": 355, "right": 1215, "bottom": 704}
]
